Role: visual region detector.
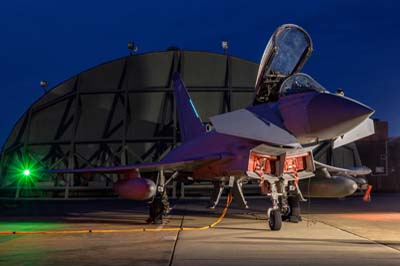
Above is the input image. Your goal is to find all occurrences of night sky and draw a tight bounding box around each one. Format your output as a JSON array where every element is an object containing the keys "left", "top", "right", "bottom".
[{"left": 1, "top": 0, "right": 399, "bottom": 146}]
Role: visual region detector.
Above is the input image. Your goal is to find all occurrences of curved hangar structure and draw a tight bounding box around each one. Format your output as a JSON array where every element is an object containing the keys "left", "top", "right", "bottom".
[{"left": 0, "top": 50, "right": 258, "bottom": 196}]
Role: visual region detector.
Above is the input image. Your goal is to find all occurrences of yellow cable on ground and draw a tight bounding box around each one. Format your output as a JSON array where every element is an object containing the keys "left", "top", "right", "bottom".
[{"left": 0, "top": 193, "right": 233, "bottom": 235}]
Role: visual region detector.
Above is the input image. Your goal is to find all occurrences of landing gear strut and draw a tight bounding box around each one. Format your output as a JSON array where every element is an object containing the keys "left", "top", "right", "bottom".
[
  {"left": 147, "top": 170, "right": 171, "bottom": 224},
  {"left": 265, "top": 181, "right": 283, "bottom": 231},
  {"left": 148, "top": 194, "right": 164, "bottom": 224},
  {"left": 263, "top": 179, "right": 303, "bottom": 231},
  {"left": 147, "top": 189, "right": 170, "bottom": 224}
]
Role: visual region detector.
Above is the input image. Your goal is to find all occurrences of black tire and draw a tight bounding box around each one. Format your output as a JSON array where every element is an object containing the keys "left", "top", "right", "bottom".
[
  {"left": 269, "top": 209, "right": 282, "bottom": 231},
  {"left": 149, "top": 195, "right": 164, "bottom": 224},
  {"left": 287, "top": 195, "right": 301, "bottom": 223},
  {"left": 281, "top": 206, "right": 291, "bottom": 221}
]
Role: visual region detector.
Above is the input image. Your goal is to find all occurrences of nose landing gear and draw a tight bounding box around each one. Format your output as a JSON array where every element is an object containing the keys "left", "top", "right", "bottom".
[
  {"left": 268, "top": 208, "right": 282, "bottom": 231},
  {"left": 263, "top": 179, "right": 304, "bottom": 231}
]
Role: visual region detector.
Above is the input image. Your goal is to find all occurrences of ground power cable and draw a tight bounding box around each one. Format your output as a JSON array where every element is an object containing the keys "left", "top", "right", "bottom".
[{"left": 0, "top": 193, "right": 233, "bottom": 235}]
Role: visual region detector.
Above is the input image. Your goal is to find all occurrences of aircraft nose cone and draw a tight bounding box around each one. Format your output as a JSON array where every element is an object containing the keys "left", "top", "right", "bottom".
[{"left": 307, "top": 93, "right": 374, "bottom": 139}]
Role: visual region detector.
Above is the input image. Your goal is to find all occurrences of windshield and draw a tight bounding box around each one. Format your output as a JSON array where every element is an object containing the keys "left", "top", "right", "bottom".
[{"left": 279, "top": 73, "right": 327, "bottom": 96}]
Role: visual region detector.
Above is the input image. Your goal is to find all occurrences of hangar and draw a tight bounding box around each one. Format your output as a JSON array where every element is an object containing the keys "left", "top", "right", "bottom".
[
  {"left": 0, "top": 50, "right": 258, "bottom": 198},
  {"left": 0, "top": 49, "right": 383, "bottom": 199}
]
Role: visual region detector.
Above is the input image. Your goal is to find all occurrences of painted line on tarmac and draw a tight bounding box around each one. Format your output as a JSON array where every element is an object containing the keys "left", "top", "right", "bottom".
[
  {"left": 317, "top": 219, "right": 400, "bottom": 254},
  {"left": 168, "top": 205, "right": 185, "bottom": 266}
]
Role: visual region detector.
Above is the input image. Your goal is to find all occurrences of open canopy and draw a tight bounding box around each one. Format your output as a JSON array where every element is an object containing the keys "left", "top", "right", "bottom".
[{"left": 254, "top": 24, "right": 313, "bottom": 103}]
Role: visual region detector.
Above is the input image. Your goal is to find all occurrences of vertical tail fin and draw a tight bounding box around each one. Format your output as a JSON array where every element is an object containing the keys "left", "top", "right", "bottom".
[{"left": 173, "top": 72, "right": 205, "bottom": 142}]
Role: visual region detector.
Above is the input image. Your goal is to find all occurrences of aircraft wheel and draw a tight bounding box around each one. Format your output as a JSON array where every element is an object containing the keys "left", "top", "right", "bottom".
[
  {"left": 268, "top": 209, "right": 282, "bottom": 231},
  {"left": 148, "top": 194, "right": 164, "bottom": 224},
  {"left": 281, "top": 206, "right": 291, "bottom": 221}
]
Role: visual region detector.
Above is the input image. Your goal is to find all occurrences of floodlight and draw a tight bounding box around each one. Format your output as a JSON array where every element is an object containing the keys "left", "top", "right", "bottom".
[
  {"left": 128, "top": 41, "right": 138, "bottom": 55},
  {"left": 221, "top": 41, "right": 229, "bottom": 53},
  {"left": 40, "top": 80, "right": 48, "bottom": 93}
]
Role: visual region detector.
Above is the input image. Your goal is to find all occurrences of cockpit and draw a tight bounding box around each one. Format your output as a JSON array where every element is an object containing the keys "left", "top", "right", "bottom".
[
  {"left": 253, "top": 24, "right": 314, "bottom": 104},
  {"left": 279, "top": 73, "right": 327, "bottom": 97}
]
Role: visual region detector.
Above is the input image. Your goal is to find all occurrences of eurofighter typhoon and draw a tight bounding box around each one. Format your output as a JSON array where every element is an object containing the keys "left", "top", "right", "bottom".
[{"left": 50, "top": 24, "right": 375, "bottom": 231}]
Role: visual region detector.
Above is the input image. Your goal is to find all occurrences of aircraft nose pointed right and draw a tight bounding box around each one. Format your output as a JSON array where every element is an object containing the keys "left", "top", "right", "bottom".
[{"left": 307, "top": 93, "right": 374, "bottom": 138}]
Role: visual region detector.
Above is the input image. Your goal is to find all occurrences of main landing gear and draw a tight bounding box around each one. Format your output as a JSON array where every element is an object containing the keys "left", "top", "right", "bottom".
[
  {"left": 147, "top": 170, "right": 173, "bottom": 224},
  {"left": 148, "top": 192, "right": 169, "bottom": 224}
]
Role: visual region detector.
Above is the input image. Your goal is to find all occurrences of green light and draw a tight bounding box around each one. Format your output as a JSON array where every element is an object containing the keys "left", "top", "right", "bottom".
[
  {"left": 8, "top": 154, "right": 42, "bottom": 188},
  {"left": 23, "top": 169, "right": 31, "bottom": 176}
]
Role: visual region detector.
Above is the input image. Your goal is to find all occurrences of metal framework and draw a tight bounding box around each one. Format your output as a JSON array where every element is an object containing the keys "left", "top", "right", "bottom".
[{"left": 0, "top": 50, "right": 258, "bottom": 197}]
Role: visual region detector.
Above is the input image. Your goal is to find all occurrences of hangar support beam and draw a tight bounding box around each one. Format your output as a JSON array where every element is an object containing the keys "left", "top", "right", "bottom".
[{"left": 0, "top": 50, "right": 256, "bottom": 198}]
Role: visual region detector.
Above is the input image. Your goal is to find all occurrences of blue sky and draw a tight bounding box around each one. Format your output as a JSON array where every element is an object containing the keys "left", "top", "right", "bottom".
[{"left": 0, "top": 0, "right": 399, "bottom": 145}]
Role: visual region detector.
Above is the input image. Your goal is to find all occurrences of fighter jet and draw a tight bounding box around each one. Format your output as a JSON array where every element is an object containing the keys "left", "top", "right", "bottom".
[{"left": 49, "top": 24, "right": 375, "bottom": 231}]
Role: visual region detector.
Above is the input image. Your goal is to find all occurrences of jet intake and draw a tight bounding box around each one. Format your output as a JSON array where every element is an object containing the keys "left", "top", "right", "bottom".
[
  {"left": 299, "top": 176, "right": 358, "bottom": 198},
  {"left": 247, "top": 145, "right": 315, "bottom": 179},
  {"left": 113, "top": 178, "right": 156, "bottom": 200}
]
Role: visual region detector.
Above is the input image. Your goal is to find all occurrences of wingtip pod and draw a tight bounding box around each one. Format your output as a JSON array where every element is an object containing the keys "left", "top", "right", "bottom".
[{"left": 173, "top": 72, "right": 205, "bottom": 142}]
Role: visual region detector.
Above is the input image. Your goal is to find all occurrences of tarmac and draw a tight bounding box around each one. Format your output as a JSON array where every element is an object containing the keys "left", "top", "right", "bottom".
[{"left": 1, "top": 193, "right": 400, "bottom": 266}]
